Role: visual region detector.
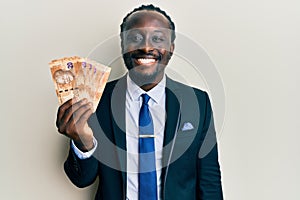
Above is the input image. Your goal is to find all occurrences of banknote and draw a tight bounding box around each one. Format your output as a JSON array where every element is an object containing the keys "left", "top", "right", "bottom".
[{"left": 49, "top": 56, "right": 111, "bottom": 112}]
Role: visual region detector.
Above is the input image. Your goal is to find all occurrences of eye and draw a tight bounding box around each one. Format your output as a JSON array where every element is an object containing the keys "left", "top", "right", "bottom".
[
  {"left": 152, "top": 35, "right": 165, "bottom": 43},
  {"left": 129, "top": 33, "right": 143, "bottom": 42}
]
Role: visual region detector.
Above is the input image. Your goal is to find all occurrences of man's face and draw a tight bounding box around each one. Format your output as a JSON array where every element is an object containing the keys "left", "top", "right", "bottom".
[{"left": 121, "top": 11, "right": 174, "bottom": 85}]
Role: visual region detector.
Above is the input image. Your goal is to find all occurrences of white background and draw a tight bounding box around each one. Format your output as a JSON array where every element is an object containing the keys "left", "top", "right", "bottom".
[{"left": 1, "top": 0, "right": 299, "bottom": 199}]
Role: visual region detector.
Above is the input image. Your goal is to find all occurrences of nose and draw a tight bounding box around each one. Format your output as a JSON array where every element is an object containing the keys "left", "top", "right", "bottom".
[{"left": 139, "top": 36, "right": 154, "bottom": 52}]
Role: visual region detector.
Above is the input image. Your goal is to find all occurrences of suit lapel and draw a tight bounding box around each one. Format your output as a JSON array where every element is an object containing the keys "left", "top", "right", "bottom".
[
  {"left": 163, "top": 78, "right": 181, "bottom": 146},
  {"left": 161, "top": 78, "right": 182, "bottom": 192},
  {"left": 110, "top": 76, "right": 127, "bottom": 196}
]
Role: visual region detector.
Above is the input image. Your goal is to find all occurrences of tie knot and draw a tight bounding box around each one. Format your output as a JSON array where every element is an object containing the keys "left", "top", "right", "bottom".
[{"left": 141, "top": 93, "right": 150, "bottom": 105}]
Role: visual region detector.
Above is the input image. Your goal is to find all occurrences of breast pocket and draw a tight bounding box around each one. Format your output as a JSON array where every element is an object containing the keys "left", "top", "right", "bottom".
[{"left": 169, "top": 130, "right": 197, "bottom": 162}]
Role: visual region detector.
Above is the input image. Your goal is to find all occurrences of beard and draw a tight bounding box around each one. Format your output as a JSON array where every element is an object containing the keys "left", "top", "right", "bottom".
[
  {"left": 122, "top": 50, "right": 167, "bottom": 87},
  {"left": 128, "top": 63, "right": 164, "bottom": 87}
]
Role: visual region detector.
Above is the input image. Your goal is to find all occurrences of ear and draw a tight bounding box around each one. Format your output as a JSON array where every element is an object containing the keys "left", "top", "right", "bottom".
[
  {"left": 168, "top": 43, "right": 175, "bottom": 59},
  {"left": 170, "top": 43, "right": 175, "bottom": 54}
]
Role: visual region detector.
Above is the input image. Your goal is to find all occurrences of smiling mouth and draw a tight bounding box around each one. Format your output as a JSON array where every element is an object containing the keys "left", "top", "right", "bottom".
[{"left": 135, "top": 58, "right": 157, "bottom": 65}]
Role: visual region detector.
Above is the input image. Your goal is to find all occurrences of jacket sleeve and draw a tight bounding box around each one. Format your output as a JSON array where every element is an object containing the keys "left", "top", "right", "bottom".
[
  {"left": 64, "top": 143, "right": 99, "bottom": 188},
  {"left": 197, "top": 92, "right": 223, "bottom": 199}
]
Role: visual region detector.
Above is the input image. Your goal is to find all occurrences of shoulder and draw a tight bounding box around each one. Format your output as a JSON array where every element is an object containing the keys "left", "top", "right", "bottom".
[
  {"left": 166, "top": 77, "right": 212, "bottom": 119},
  {"left": 103, "top": 78, "right": 120, "bottom": 92},
  {"left": 166, "top": 77, "right": 209, "bottom": 101},
  {"left": 102, "top": 76, "right": 127, "bottom": 95}
]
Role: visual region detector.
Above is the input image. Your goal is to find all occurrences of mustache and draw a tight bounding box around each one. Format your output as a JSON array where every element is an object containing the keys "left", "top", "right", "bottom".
[{"left": 127, "top": 50, "right": 163, "bottom": 60}]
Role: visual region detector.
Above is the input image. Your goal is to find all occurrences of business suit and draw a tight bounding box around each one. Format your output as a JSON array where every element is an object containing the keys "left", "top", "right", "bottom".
[{"left": 64, "top": 75, "right": 223, "bottom": 200}]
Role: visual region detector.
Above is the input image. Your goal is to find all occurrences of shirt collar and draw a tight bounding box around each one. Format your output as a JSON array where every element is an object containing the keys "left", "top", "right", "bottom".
[{"left": 126, "top": 73, "right": 166, "bottom": 104}]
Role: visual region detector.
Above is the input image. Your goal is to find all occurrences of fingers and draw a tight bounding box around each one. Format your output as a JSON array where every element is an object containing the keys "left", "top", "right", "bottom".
[
  {"left": 60, "top": 99, "right": 87, "bottom": 128},
  {"left": 56, "top": 98, "right": 75, "bottom": 128},
  {"left": 76, "top": 106, "right": 94, "bottom": 132},
  {"left": 56, "top": 98, "right": 92, "bottom": 134},
  {"left": 67, "top": 107, "right": 94, "bottom": 144},
  {"left": 66, "top": 102, "right": 93, "bottom": 132},
  {"left": 55, "top": 98, "right": 95, "bottom": 151}
]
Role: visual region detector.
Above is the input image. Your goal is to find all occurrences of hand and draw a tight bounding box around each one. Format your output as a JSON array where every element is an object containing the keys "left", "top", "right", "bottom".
[{"left": 56, "top": 98, "right": 94, "bottom": 152}]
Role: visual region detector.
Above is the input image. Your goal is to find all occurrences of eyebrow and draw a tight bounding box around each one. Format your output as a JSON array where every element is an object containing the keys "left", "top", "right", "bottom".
[
  {"left": 153, "top": 30, "right": 168, "bottom": 35},
  {"left": 126, "top": 29, "right": 168, "bottom": 36}
]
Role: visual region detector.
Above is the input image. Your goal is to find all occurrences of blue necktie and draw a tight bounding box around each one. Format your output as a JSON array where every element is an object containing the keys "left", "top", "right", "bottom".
[{"left": 139, "top": 94, "right": 158, "bottom": 200}]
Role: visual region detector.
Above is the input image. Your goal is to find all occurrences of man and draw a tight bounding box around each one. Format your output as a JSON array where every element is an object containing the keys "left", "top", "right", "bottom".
[{"left": 56, "top": 4, "right": 223, "bottom": 200}]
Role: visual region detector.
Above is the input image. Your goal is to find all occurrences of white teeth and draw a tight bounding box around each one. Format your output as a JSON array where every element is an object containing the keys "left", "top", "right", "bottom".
[{"left": 137, "top": 58, "right": 156, "bottom": 64}]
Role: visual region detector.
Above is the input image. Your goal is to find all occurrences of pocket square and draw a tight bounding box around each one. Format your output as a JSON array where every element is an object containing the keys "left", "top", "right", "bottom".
[{"left": 181, "top": 122, "right": 194, "bottom": 131}]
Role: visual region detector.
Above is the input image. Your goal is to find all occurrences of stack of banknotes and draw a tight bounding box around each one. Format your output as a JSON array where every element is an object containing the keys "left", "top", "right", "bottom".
[{"left": 49, "top": 56, "right": 111, "bottom": 112}]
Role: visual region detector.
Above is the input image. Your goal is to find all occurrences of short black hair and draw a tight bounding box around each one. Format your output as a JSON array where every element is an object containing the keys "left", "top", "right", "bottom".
[{"left": 120, "top": 4, "right": 176, "bottom": 42}]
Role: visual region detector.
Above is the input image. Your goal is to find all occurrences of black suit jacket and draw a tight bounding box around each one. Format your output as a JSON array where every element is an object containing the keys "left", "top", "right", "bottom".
[{"left": 64, "top": 76, "right": 223, "bottom": 200}]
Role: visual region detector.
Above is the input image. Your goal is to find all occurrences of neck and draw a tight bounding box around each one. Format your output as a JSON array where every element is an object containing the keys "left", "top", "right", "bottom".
[
  {"left": 140, "top": 83, "right": 158, "bottom": 91},
  {"left": 129, "top": 72, "right": 164, "bottom": 91}
]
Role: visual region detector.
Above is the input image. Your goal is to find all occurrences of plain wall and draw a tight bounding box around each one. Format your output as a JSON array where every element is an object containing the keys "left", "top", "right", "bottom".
[{"left": 1, "top": 0, "right": 299, "bottom": 199}]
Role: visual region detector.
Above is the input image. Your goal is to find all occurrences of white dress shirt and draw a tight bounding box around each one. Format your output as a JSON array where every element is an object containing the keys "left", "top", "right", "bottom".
[{"left": 72, "top": 74, "right": 166, "bottom": 200}]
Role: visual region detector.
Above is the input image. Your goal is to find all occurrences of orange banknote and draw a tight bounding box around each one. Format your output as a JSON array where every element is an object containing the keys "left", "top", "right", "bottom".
[{"left": 49, "top": 56, "right": 111, "bottom": 112}]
